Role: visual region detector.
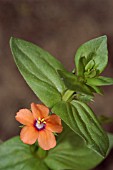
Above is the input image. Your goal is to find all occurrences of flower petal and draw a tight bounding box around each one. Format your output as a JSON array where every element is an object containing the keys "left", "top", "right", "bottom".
[
  {"left": 38, "top": 129, "right": 56, "bottom": 150},
  {"left": 31, "top": 103, "right": 49, "bottom": 119},
  {"left": 15, "top": 109, "right": 34, "bottom": 126},
  {"left": 20, "top": 126, "right": 38, "bottom": 145},
  {"left": 46, "top": 114, "right": 63, "bottom": 133}
]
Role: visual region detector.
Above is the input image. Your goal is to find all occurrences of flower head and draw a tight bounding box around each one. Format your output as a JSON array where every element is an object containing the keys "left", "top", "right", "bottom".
[{"left": 15, "top": 103, "right": 63, "bottom": 150}]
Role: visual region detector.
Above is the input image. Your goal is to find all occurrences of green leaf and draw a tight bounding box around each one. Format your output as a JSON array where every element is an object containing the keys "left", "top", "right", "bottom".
[
  {"left": 1, "top": 133, "right": 112, "bottom": 170},
  {"left": 76, "top": 57, "right": 85, "bottom": 76},
  {"left": 108, "top": 133, "right": 113, "bottom": 151},
  {"left": 10, "top": 37, "right": 66, "bottom": 107},
  {"left": 75, "top": 36, "right": 108, "bottom": 76},
  {"left": 57, "top": 70, "right": 93, "bottom": 96},
  {"left": 52, "top": 100, "right": 109, "bottom": 157},
  {"left": 76, "top": 93, "right": 94, "bottom": 103},
  {"left": 0, "top": 136, "right": 49, "bottom": 170},
  {"left": 86, "top": 76, "right": 113, "bottom": 86},
  {"left": 85, "top": 60, "right": 95, "bottom": 71},
  {"left": 45, "top": 124, "right": 113, "bottom": 170},
  {"left": 89, "top": 85, "right": 104, "bottom": 95},
  {"left": 84, "top": 69, "right": 97, "bottom": 78}
]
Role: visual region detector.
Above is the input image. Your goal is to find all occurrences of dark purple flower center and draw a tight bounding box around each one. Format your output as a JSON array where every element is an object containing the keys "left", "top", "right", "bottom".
[{"left": 34, "top": 118, "right": 46, "bottom": 131}]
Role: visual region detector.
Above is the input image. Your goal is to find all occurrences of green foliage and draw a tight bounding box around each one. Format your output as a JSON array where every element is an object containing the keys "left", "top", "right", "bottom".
[
  {"left": 57, "top": 70, "right": 93, "bottom": 96},
  {"left": 52, "top": 100, "right": 109, "bottom": 157},
  {"left": 0, "top": 137, "right": 49, "bottom": 170},
  {"left": 57, "top": 36, "right": 112, "bottom": 98},
  {"left": 75, "top": 93, "right": 94, "bottom": 103},
  {"left": 8, "top": 36, "right": 113, "bottom": 169},
  {"left": 10, "top": 37, "right": 66, "bottom": 108},
  {"left": 86, "top": 76, "right": 113, "bottom": 86},
  {"left": 75, "top": 36, "right": 108, "bottom": 76},
  {"left": 0, "top": 128, "right": 113, "bottom": 170},
  {"left": 45, "top": 123, "right": 104, "bottom": 170}
]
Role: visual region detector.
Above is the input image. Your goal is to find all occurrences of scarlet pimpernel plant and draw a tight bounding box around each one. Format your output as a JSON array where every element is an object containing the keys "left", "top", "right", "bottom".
[{"left": 0, "top": 35, "right": 113, "bottom": 170}]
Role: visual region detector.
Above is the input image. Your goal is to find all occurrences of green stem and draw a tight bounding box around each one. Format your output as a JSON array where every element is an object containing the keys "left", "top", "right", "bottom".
[
  {"left": 37, "top": 147, "right": 47, "bottom": 159},
  {"left": 62, "top": 89, "right": 74, "bottom": 102}
]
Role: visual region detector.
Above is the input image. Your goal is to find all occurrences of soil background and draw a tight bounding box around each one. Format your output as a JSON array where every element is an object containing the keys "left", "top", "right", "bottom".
[{"left": 0, "top": 0, "right": 113, "bottom": 169}]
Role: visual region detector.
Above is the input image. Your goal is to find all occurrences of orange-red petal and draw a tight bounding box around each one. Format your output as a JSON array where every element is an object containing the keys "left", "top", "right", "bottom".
[
  {"left": 46, "top": 114, "right": 63, "bottom": 133},
  {"left": 20, "top": 126, "right": 38, "bottom": 145},
  {"left": 31, "top": 103, "right": 49, "bottom": 119},
  {"left": 15, "top": 109, "right": 34, "bottom": 126},
  {"left": 38, "top": 129, "right": 56, "bottom": 150}
]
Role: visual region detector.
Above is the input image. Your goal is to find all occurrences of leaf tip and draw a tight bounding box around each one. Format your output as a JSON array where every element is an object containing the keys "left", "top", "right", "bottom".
[
  {"left": 9, "top": 36, "right": 16, "bottom": 48},
  {"left": 98, "top": 35, "right": 107, "bottom": 45},
  {"left": 10, "top": 36, "right": 14, "bottom": 42}
]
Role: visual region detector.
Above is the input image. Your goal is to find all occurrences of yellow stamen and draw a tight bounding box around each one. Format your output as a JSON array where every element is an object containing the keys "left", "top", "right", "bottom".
[
  {"left": 41, "top": 118, "right": 45, "bottom": 122},
  {"left": 38, "top": 120, "right": 40, "bottom": 124},
  {"left": 37, "top": 118, "right": 46, "bottom": 124}
]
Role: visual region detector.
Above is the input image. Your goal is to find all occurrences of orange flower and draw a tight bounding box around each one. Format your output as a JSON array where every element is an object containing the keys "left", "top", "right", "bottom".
[{"left": 15, "top": 103, "right": 63, "bottom": 150}]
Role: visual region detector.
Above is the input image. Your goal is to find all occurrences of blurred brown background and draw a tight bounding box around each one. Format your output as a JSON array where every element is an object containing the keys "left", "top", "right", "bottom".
[{"left": 0, "top": 0, "right": 113, "bottom": 169}]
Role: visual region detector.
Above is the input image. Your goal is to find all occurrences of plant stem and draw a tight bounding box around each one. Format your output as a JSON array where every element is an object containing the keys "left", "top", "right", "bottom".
[{"left": 37, "top": 147, "right": 47, "bottom": 159}]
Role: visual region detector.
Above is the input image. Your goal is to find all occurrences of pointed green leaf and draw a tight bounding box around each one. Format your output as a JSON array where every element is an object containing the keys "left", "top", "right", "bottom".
[
  {"left": 86, "top": 76, "right": 113, "bottom": 86},
  {"left": 75, "top": 36, "right": 108, "bottom": 75},
  {"left": 10, "top": 37, "right": 66, "bottom": 107},
  {"left": 89, "top": 85, "right": 103, "bottom": 95},
  {"left": 52, "top": 101, "right": 109, "bottom": 157},
  {"left": 0, "top": 137, "right": 49, "bottom": 170},
  {"left": 58, "top": 70, "right": 93, "bottom": 95}
]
